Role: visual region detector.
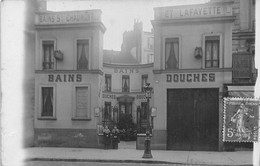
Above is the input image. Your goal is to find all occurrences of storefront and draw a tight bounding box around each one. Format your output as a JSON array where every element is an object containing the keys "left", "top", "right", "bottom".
[{"left": 151, "top": 1, "right": 235, "bottom": 150}]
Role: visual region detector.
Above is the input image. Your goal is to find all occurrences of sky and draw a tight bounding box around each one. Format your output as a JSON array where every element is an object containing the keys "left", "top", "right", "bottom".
[{"left": 48, "top": 0, "right": 210, "bottom": 51}]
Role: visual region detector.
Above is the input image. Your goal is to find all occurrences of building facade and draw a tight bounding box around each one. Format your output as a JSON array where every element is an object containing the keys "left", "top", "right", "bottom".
[
  {"left": 34, "top": 10, "right": 106, "bottom": 147},
  {"left": 33, "top": 0, "right": 256, "bottom": 150}
]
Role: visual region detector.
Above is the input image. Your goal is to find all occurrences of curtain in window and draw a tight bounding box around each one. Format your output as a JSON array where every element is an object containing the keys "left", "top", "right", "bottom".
[
  {"left": 42, "top": 87, "right": 53, "bottom": 116},
  {"left": 122, "top": 76, "right": 129, "bottom": 92},
  {"left": 43, "top": 41, "right": 54, "bottom": 69},
  {"left": 205, "top": 42, "right": 212, "bottom": 67},
  {"left": 105, "top": 75, "right": 111, "bottom": 91},
  {"left": 166, "top": 41, "right": 178, "bottom": 69},
  {"left": 77, "top": 41, "right": 89, "bottom": 70},
  {"left": 205, "top": 40, "right": 219, "bottom": 68},
  {"left": 212, "top": 42, "right": 219, "bottom": 67}
]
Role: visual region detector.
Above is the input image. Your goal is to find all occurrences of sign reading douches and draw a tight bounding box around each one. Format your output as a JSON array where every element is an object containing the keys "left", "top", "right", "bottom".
[
  {"left": 155, "top": 4, "right": 232, "bottom": 20},
  {"left": 166, "top": 73, "right": 215, "bottom": 83},
  {"left": 36, "top": 10, "right": 101, "bottom": 25}
]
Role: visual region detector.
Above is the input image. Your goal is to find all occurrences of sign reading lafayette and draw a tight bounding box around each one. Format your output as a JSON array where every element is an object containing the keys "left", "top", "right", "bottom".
[
  {"left": 36, "top": 10, "right": 101, "bottom": 25},
  {"left": 223, "top": 98, "right": 259, "bottom": 142},
  {"left": 155, "top": 5, "right": 232, "bottom": 20}
]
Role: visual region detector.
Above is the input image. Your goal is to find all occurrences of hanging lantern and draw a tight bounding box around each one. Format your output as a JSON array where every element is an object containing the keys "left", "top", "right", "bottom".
[
  {"left": 54, "top": 50, "right": 64, "bottom": 61},
  {"left": 194, "top": 47, "right": 202, "bottom": 59}
]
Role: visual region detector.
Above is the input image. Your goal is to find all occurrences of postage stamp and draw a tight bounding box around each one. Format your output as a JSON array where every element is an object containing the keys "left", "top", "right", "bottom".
[{"left": 223, "top": 98, "right": 259, "bottom": 142}]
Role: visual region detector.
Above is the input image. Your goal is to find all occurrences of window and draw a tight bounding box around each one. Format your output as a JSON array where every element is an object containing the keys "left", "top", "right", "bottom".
[
  {"left": 147, "top": 54, "right": 154, "bottom": 63},
  {"left": 77, "top": 40, "right": 89, "bottom": 70},
  {"left": 105, "top": 74, "right": 111, "bottom": 92},
  {"left": 104, "top": 102, "right": 112, "bottom": 121},
  {"left": 205, "top": 36, "right": 220, "bottom": 68},
  {"left": 165, "top": 38, "right": 179, "bottom": 69},
  {"left": 41, "top": 87, "right": 54, "bottom": 118},
  {"left": 141, "top": 75, "right": 148, "bottom": 92},
  {"left": 74, "top": 86, "right": 90, "bottom": 119},
  {"left": 148, "top": 37, "right": 154, "bottom": 50},
  {"left": 42, "top": 40, "right": 55, "bottom": 70},
  {"left": 122, "top": 75, "right": 130, "bottom": 92}
]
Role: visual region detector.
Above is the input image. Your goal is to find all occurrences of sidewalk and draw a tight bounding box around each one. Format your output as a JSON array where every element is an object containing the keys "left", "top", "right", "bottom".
[{"left": 24, "top": 146, "right": 253, "bottom": 165}]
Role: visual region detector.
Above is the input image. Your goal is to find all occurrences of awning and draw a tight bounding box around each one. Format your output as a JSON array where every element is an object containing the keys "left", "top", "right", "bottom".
[
  {"left": 227, "top": 85, "right": 255, "bottom": 98},
  {"left": 117, "top": 95, "right": 135, "bottom": 103}
]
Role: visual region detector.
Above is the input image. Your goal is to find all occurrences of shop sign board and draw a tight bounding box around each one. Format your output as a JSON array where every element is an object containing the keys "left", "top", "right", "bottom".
[
  {"left": 232, "top": 53, "right": 251, "bottom": 79},
  {"left": 223, "top": 98, "right": 259, "bottom": 142},
  {"left": 155, "top": 4, "right": 232, "bottom": 20},
  {"left": 35, "top": 10, "right": 101, "bottom": 25}
]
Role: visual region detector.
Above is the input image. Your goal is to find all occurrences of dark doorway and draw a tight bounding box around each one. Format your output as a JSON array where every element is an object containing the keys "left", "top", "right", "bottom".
[{"left": 167, "top": 88, "right": 219, "bottom": 151}]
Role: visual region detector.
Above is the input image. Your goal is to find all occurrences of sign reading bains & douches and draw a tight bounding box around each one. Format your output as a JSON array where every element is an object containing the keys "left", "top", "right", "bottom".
[{"left": 35, "top": 10, "right": 101, "bottom": 25}]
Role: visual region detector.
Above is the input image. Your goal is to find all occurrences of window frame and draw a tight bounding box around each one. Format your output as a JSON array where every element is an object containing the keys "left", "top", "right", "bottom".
[
  {"left": 105, "top": 74, "right": 112, "bottom": 92},
  {"left": 75, "top": 38, "right": 91, "bottom": 70},
  {"left": 163, "top": 36, "right": 182, "bottom": 70},
  {"left": 38, "top": 84, "right": 56, "bottom": 120},
  {"left": 41, "top": 39, "right": 56, "bottom": 70},
  {"left": 202, "top": 33, "right": 223, "bottom": 69},
  {"left": 122, "top": 75, "right": 130, "bottom": 92},
  {"left": 103, "top": 102, "right": 112, "bottom": 121},
  {"left": 72, "top": 84, "right": 91, "bottom": 120},
  {"left": 141, "top": 74, "right": 148, "bottom": 92}
]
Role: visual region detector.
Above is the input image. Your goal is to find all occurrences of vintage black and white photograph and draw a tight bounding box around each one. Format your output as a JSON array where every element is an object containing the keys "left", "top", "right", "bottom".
[{"left": 1, "top": 0, "right": 260, "bottom": 165}]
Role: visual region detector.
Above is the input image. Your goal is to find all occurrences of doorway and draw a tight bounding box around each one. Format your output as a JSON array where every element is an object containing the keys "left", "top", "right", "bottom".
[{"left": 167, "top": 88, "right": 219, "bottom": 151}]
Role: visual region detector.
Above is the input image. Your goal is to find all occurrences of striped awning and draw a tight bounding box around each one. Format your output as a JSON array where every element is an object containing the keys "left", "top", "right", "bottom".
[{"left": 227, "top": 85, "right": 255, "bottom": 98}]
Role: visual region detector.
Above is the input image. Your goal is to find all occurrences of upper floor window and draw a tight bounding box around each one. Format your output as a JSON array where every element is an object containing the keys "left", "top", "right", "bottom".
[
  {"left": 77, "top": 39, "right": 89, "bottom": 70},
  {"left": 205, "top": 36, "right": 220, "bottom": 68},
  {"left": 141, "top": 75, "right": 148, "bottom": 92},
  {"left": 122, "top": 75, "right": 130, "bottom": 92},
  {"left": 165, "top": 38, "right": 179, "bottom": 69},
  {"left": 148, "top": 37, "right": 154, "bottom": 50},
  {"left": 42, "top": 40, "right": 55, "bottom": 70},
  {"left": 147, "top": 54, "right": 154, "bottom": 63},
  {"left": 105, "top": 74, "right": 111, "bottom": 92}
]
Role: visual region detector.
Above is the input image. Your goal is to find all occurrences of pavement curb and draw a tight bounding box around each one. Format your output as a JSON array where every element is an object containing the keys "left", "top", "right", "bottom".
[{"left": 25, "top": 158, "right": 253, "bottom": 166}]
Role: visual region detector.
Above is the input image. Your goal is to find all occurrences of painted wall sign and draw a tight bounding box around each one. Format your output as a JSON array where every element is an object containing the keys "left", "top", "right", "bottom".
[
  {"left": 155, "top": 5, "right": 232, "bottom": 20},
  {"left": 102, "top": 94, "right": 116, "bottom": 99},
  {"left": 114, "top": 68, "right": 139, "bottom": 74},
  {"left": 48, "top": 74, "right": 82, "bottom": 82},
  {"left": 223, "top": 98, "right": 259, "bottom": 142},
  {"left": 36, "top": 10, "right": 101, "bottom": 25},
  {"left": 166, "top": 73, "right": 215, "bottom": 83}
]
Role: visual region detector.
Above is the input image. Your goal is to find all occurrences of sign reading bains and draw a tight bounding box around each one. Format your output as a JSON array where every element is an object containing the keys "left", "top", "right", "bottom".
[{"left": 223, "top": 98, "right": 259, "bottom": 142}]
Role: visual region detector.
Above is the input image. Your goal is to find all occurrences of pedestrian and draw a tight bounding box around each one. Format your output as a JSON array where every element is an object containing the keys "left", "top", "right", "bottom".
[
  {"left": 111, "top": 125, "right": 120, "bottom": 149},
  {"left": 103, "top": 125, "right": 110, "bottom": 149}
]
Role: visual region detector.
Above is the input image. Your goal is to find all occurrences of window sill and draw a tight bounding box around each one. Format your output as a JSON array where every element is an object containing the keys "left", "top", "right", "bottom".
[
  {"left": 38, "top": 117, "right": 57, "bottom": 120},
  {"left": 71, "top": 117, "right": 91, "bottom": 121}
]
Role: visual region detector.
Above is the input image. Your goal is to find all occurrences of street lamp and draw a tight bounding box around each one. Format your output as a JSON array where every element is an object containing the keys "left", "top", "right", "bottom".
[{"left": 142, "top": 83, "right": 153, "bottom": 158}]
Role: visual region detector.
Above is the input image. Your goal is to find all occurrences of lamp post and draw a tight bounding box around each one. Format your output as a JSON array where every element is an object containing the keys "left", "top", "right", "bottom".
[{"left": 142, "top": 83, "right": 153, "bottom": 158}]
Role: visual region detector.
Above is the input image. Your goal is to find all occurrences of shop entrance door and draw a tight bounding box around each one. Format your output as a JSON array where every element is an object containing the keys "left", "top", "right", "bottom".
[{"left": 167, "top": 88, "right": 219, "bottom": 151}]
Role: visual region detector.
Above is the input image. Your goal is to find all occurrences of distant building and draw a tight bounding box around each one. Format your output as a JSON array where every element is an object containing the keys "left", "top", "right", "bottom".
[{"left": 105, "top": 20, "right": 154, "bottom": 64}]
